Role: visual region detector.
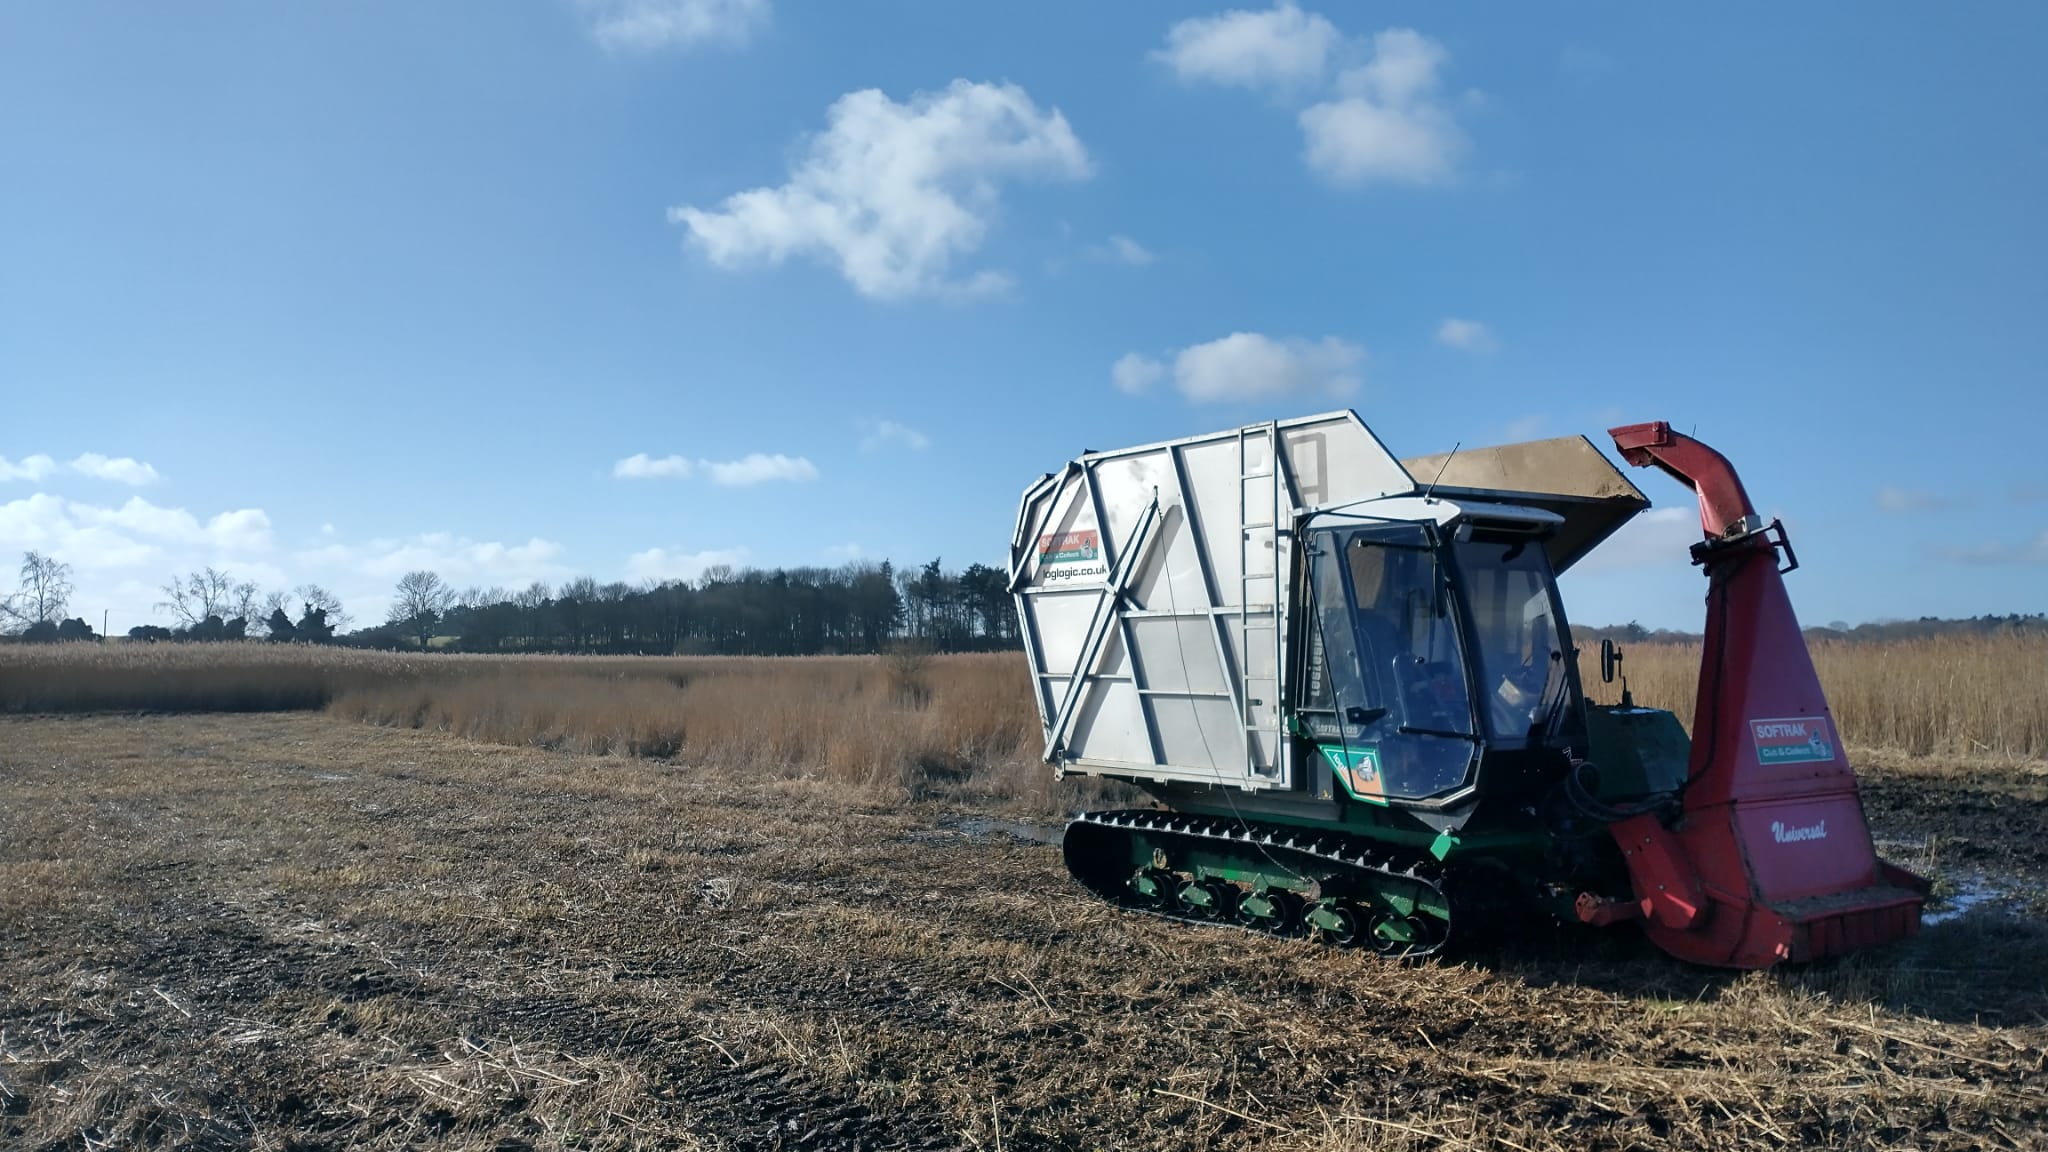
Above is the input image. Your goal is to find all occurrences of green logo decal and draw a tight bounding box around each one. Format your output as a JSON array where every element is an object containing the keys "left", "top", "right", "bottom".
[
  {"left": 1322, "top": 745, "right": 1386, "bottom": 805},
  {"left": 1750, "top": 717, "right": 1836, "bottom": 766}
]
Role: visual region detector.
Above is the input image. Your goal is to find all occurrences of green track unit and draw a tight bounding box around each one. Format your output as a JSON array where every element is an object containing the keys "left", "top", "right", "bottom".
[
  {"left": 1063, "top": 810, "right": 1456, "bottom": 955},
  {"left": 1158, "top": 775, "right": 1553, "bottom": 862}
]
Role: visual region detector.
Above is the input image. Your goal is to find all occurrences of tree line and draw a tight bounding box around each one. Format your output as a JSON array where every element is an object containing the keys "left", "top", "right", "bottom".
[
  {"left": 7, "top": 548, "right": 2044, "bottom": 655},
  {"left": 1575, "top": 613, "right": 2048, "bottom": 647},
  {"left": 0, "top": 551, "right": 1021, "bottom": 655},
  {"left": 353, "top": 559, "right": 1017, "bottom": 655}
]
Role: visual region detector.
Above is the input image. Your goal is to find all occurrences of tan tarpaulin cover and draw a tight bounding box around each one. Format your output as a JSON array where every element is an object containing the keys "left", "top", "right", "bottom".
[{"left": 1401, "top": 435, "right": 1652, "bottom": 574}]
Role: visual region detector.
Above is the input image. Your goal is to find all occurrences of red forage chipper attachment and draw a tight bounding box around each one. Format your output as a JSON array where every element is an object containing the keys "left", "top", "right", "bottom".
[{"left": 1599, "top": 422, "right": 1928, "bottom": 967}]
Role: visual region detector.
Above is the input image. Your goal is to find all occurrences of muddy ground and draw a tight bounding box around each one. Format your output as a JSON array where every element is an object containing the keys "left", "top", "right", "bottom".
[{"left": 2, "top": 714, "right": 2045, "bottom": 1151}]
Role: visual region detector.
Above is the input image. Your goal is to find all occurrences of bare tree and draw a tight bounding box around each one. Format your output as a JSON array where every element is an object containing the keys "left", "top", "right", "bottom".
[
  {"left": 293, "top": 584, "right": 350, "bottom": 631},
  {"left": 20, "top": 552, "right": 74, "bottom": 625},
  {"left": 230, "top": 579, "right": 264, "bottom": 627},
  {"left": 255, "top": 588, "right": 297, "bottom": 639},
  {"left": 3, "top": 551, "right": 73, "bottom": 632},
  {"left": 514, "top": 582, "right": 551, "bottom": 613},
  {"left": 389, "top": 570, "right": 456, "bottom": 650},
  {"left": 159, "top": 567, "right": 241, "bottom": 627}
]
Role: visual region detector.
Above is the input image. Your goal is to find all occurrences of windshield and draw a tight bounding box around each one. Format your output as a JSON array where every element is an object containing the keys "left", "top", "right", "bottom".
[
  {"left": 1302, "top": 523, "right": 1477, "bottom": 802},
  {"left": 1453, "top": 531, "right": 1571, "bottom": 740}
]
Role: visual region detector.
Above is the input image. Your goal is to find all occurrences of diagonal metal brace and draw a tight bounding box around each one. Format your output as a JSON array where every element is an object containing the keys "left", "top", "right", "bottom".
[{"left": 1047, "top": 493, "right": 1162, "bottom": 761}]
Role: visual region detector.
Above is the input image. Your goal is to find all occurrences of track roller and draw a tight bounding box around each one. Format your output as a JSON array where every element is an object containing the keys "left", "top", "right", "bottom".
[
  {"left": 1126, "top": 868, "right": 1176, "bottom": 908},
  {"left": 1236, "top": 887, "right": 1303, "bottom": 935},
  {"left": 1177, "top": 878, "right": 1238, "bottom": 920},
  {"left": 1303, "top": 898, "right": 1363, "bottom": 945}
]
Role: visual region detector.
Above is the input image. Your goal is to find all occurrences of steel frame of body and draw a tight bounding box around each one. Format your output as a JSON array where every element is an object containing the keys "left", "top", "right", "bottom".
[{"left": 1009, "top": 415, "right": 1362, "bottom": 792}]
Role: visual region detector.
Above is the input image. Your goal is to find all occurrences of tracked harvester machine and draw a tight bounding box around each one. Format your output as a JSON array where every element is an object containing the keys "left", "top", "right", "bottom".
[{"left": 1009, "top": 412, "right": 1927, "bottom": 968}]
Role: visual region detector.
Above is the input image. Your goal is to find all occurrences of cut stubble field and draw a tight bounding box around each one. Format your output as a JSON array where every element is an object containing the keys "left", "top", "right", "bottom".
[{"left": 2, "top": 642, "right": 2046, "bottom": 1149}]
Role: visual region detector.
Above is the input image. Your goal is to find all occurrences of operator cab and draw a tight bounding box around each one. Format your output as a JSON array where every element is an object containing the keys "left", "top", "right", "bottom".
[{"left": 1294, "top": 506, "right": 1583, "bottom": 808}]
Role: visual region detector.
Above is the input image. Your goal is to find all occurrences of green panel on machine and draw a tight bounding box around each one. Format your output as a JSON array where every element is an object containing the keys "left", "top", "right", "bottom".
[
  {"left": 1320, "top": 744, "right": 1389, "bottom": 806},
  {"left": 1583, "top": 705, "right": 1691, "bottom": 798}
]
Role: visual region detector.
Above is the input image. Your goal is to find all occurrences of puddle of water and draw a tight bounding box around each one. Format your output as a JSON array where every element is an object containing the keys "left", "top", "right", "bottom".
[
  {"left": 908, "top": 816, "right": 1064, "bottom": 846},
  {"left": 1873, "top": 836, "right": 2036, "bottom": 926},
  {"left": 950, "top": 816, "right": 1064, "bottom": 845},
  {"left": 1924, "top": 873, "right": 2022, "bottom": 925}
]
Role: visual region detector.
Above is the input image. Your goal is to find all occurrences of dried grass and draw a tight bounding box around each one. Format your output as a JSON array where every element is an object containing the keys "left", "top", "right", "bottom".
[
  {"left": 321, "top": 653, "right": 1056, "bottom": 807},
  {"left": 4, "top": 632, "right": 2043, "bottom": 804},
  {"left": 1584, "top": 632, "right": 2048, "bottom": 763},
  {"left": 0, "top": 641, "right": 423, "bottom": 712},
  {"left": 2, "top": 712, "right": 2041, "bottom": 1151}
]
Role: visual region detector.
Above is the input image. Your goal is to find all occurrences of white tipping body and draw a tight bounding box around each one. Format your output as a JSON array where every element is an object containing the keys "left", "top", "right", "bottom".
[{"left": 1008, "top": 411, "right": 1417, "bottom": 791}]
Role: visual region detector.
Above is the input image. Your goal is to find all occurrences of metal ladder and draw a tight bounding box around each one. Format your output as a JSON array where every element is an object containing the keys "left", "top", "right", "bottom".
[{"left": 1236, "top": 422, "right": 1283, "bottom": 778}]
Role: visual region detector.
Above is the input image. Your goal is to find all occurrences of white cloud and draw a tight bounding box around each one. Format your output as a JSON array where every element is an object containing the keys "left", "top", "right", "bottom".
[
  {"left": 860, "top": 420, "right": 930, "bottom": 453},
  {"left": 1111, "top": 352, "right": 1166, "bottom": 395},
  {"left": 576, "top": 0, "right": 769, "bottom": 52},
  {"left": 1299, "top": 29, "right": 1464, "bottom": 186},
  {"left": 69, "top": 497, "right": 195, "bottom": 541},
  {"left": 67, "top": 497, "right": 271, "bottom": 552},
  {"left": 613, "top": 451, "right": 817, "bottom": 484},
  {"left": 1157, "top": 9, "right": 1470, "bottom": 187},
  {"left": 0, "top": 494, "right": 102, "bottom": 557},
  {"left": 1, "top": 454, "right": 57, "bottom": 483},
  {"left": 68, "top": 453, "right": 161, "bottom": 486},
  {"left": 1154, "top": 2, "right": 1339, "bottom": 91},
  {"left": 1169, "top": 332, "right": 1364, "bottom": 403},
  {"left": 671, "top": 80, "right": 1091, "bottom": 299},
  {"left": 0, "top": 493, "right": 282, "bottom": 629},
  {"left": 823, "top": 542, "right": 863, "bottom": 562},
  {"left": 1876, "top": 486, "right": 1946, "bottom": 515},
  {"left": 701, "top": 453, "right": 818, "bottom": 486},
  {"left": 1502, "top": 415, "right": 1546, "bottom": 441},
  {"left": 1574, "top": 507, "right": 1700, "bottom": 572},
  {"left": 0, "top": 489, "right": 590, "bottom": 631},
  {"left": 202, "top": 509, "right": 274, "bottom": 552},
  {"left": 626, "top": 545, "right": 752, "bottom": 582},
  {"left": 1097, "top": 234, "right": 1156, "bottom": 266},
  {"left": 1435, "top": 317, "right": 1494, "bottom": 351},
  {"left": 614, "top": 453, "right": 695, "bottom": 479},
  {"left": 1936, "top": 530, "right": 2048, "bottom": 567},
  {"left": 302, "top": 533, "right": 569, "bottom": 585}
]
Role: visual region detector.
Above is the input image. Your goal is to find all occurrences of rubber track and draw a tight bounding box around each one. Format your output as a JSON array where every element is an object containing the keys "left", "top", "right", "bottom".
[{"left": 1063, "top": 809, "right": 1454, "bottom": 958}]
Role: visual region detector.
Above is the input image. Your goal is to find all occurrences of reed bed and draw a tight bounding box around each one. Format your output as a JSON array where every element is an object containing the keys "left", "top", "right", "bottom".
[
  {"left": 2, "top": 632, "right": 2043, "bottom": 791},
  {"left": 0, "top": 641, "right": 425, "bottom": 712},
  {"left": 1584, "top": 632, "right": 2048, "bottom": 762},
  {"left": 323, "top": 652, "right": 1052, "bottom": 803},
  {"left": 0, "top": 643, "right": 1057, "bottom": 803}
]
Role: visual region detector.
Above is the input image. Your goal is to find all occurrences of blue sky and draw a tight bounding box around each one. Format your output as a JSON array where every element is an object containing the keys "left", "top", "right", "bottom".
[{"left": 3, "top": 1, "right": 2044, "bottom": 632}]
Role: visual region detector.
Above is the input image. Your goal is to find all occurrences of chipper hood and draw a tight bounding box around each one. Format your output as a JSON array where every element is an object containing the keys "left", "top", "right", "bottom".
[
  {"left": 1401, "top": 435, "right": 1650, "bottom": 575},
  {"left": 1581, "top": 422, "right": 1928, "bottom": 966}
]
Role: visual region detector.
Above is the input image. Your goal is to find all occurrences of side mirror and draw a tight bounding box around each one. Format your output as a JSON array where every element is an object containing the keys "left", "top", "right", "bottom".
[
  {"left": 1599, "top": 638, "right": 1623, "bottom": 685},
  {"left": 1345, "top": 706, "right": 1389, "bottom": 726}
]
